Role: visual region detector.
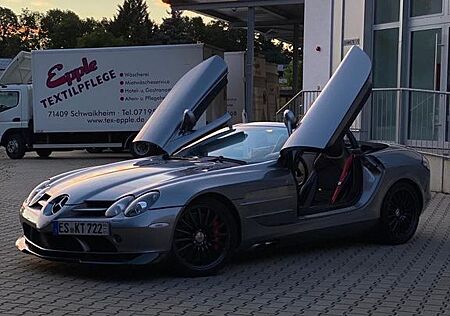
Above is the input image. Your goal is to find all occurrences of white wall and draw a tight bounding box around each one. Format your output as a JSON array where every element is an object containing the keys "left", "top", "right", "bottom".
[
  {"left": 224, "top": 52, "right": 246, "bottom": 124},
  {"left": 424, "top": 153, "right": 450, "bottom": 194},
  {"left": 332, "top": 0, "right": 344, "bottom": 73},
  {"left": 303, "top": 0, "right": 333, "bottom": 98}
]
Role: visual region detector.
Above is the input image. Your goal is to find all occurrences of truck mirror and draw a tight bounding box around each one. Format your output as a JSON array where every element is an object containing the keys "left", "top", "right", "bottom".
[{"left": 181, "top": 109, "right": 197, "bottom": 133}]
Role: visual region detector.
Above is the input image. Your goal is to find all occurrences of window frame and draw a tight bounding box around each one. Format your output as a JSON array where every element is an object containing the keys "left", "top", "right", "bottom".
[
  {"left": 374, "top": 0, "right": 401, "bottom": 25},
  {"left": 0, "top": 90, "right": 20, "bottom": 113},
  {"left": 410, "top": 0, "right": 444, "bottom": 19}
]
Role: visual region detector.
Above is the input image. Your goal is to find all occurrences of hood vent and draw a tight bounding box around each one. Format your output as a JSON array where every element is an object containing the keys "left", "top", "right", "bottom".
[{"left": 29, "top": 193, "right": 51, "bottom": 211}]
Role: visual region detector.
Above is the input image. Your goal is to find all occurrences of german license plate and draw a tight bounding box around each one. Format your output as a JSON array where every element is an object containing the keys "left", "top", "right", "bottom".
[{"left": 53, "top": 221, "right": 110, "bottom": 236}]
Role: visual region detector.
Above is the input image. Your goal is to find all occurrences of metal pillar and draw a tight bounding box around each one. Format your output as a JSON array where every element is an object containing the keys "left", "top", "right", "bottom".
[
  {"left": 397, "top": 0, "right": 407, "bottom": 145},
  {"left": 245, "top": 6, "right": 255, "bottom": 123},
  {"left": 293, "top": 24, "right": 300, "bottom": 94}
]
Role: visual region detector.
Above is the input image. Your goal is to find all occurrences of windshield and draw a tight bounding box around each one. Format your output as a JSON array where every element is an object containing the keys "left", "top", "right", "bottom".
[{"left": 177, "top": 126, "right": 288, "bottom": 163}]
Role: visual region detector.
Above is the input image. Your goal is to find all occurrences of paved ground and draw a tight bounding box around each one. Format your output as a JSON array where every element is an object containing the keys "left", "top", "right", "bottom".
[{"left": 0, "top": 149, "right": 450, "bottom": 316}]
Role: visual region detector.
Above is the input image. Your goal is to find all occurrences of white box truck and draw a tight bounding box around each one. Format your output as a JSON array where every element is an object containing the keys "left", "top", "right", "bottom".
[{"left": 0, "top": 44, "right": 224, "bottom": 159}]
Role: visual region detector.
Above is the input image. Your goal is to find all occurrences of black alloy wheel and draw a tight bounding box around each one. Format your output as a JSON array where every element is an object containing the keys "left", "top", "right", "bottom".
[
  {"left": 171, "top": 199, "right": 237, "bottom": 276},
  {"left": 378, "top": 182, "right": 421, "bottom": 245}
]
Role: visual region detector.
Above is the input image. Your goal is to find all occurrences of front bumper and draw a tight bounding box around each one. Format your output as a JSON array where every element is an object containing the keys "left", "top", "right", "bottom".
[
  {"left": 16, "top": 236, "right": 161, "bottom": 265},
  {"left": 17, "top": 205, "right": 183, "bottom": 265}
]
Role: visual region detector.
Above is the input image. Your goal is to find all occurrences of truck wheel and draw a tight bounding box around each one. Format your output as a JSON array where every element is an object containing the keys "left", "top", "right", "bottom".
[
  {"left": 86, "top": 148, "right": 104, "bottom": 154},
  {"left": 5, "top": 134, "right": 26, "bottom": 159},
  {"left": 130, "top": 142, "right": 151, "bottom": 158},
  {"left": 36, "top": 149, "right": 52, "bottom": 158}
]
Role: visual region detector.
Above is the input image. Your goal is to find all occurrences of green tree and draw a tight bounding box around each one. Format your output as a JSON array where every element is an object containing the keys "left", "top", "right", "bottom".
[
  {"left": 77, "top": 29, "right": 127, "bottom": 48},
  {"left": 158, "top": 10, "right": 195, "bottom": 44},
  {"left": 18, "top": 9, "right": 43, "bottom": 51},
  {"left": 0, "top": 7, "right": 21, "bottom": 57},
  {"left": 41, "top": 9, "right": 83, "bottom": 48},
  {"left": 76, "top": 17, "right": 126, "bottom": 48},
  {"left": 256, "top": 35, "right": 291, "bottom": 64},
  {"left": 202, "top": 20, "right": 247, "bottom": 51},
  {"left": 189, "top": 17, "right": 206, "bottom": 42},
  {"left": 0, "top": 7, "right": 18, "bottom": 38},
  {"left": 109, "top": 0, "right": 157, "bottom": 45},
  {"left": 284, "top": 59, "right": 302, "bottom": 89}
]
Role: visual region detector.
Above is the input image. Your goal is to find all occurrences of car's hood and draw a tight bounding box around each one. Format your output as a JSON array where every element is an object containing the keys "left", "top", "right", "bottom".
[
  {"left": 134, "top": 55, "right": 231, "bottom": 155},
  {"left": 282, "top": 46, "right": 372, "bottom": 152},
  {"left": 45, "top": 157, "right": 236, "bottom": 204}
]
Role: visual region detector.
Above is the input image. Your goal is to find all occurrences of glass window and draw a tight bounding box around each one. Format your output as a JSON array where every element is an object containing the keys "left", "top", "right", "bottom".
[
  {"left": 411, "top": 0, "right": 442, "bottom": 17},
  {"left": 375, "top": 0, "right": 400, "bottom": 24},
  {"left": 178, "top": 126, "right": 288, "bottom": 163},
  {"left": 409, "top": 29, "right": 442, "bottom": 141},
  {"left": 410, "top": 29, "right": 441, "bottom": 90},
  {"left": 0, "top": 91, "right": 19, "bottom": 113},
  {"left": 373, "top": 29, "right": 399, "bottom": 88},
  {"left": 371, "top": 28, "right": 399, "bottom": 141}
]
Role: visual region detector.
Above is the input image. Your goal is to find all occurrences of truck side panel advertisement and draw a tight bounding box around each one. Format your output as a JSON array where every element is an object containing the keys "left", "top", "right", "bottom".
[{"left": 32, "top": 45, "right": 205, "bottom": 133}]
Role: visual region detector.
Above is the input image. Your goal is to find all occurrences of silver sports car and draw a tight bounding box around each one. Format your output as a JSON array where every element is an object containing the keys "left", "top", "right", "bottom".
[{"left": 16, "top": 46, "right": 431, "bottom": 276}]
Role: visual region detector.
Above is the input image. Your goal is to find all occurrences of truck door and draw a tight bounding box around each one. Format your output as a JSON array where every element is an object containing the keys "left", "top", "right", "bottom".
[{"left": 0, "top": 89, "right": 22, "bottom": 139}]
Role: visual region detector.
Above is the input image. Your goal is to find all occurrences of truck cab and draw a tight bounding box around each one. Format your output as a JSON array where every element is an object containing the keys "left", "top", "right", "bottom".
[
  {"left": 0, "top": 52, "right": 34, "bottom": 159},
  {"left": 0, "top": 84, "right": 32, "bottom": 158}
]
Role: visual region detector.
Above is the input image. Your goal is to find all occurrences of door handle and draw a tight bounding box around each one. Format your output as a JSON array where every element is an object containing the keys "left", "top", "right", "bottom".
[{"left": 12, "top": 117, "right": 20, "bottom": 122}]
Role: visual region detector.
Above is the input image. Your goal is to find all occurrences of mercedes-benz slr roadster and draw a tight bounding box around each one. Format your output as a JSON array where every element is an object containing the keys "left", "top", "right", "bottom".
[{"left": 16, "top": 46, "right": 431, "bottom": 276}]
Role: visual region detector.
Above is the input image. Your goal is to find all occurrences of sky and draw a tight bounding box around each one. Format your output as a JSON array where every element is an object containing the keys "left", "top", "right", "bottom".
[{"left": 1, "top": 0, "right": 208, "bottom": 23}]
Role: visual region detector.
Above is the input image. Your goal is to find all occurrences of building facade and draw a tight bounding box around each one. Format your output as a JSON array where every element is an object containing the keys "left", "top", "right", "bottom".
[{"left": 304, "top": 0, "right": 449, "bottom": 151}]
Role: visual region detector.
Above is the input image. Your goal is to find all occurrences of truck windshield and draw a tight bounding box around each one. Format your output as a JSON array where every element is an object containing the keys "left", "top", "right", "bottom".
[{"left": 177, "top": 126, "right": 288, "bottom": 163}]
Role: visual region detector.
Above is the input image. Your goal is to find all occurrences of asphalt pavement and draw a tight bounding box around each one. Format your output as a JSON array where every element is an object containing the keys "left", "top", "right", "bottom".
[{"left": 1, "top": 149, "right": 449, "bottom": 316}]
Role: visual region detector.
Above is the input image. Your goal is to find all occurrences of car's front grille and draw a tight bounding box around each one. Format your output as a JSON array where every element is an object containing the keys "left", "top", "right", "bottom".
[
  {"left": 23, "top": 223, "right": 117, "bottom": 253},
  {"left": 23, "top": 223, "right": 82, "bottom": 251}
]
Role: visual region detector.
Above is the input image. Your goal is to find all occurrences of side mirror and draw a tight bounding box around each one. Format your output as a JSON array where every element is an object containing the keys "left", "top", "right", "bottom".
[
  {"left": 180, "top": 109, "right": 197, "bottom": 133},
  {"left": 283, "top": 110, "right": 296, "bottom": 135}
]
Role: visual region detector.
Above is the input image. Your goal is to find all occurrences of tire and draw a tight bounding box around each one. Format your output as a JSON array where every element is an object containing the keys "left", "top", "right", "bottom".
[
  {"left": 130, "top": 141, "right": 152, "bottom": 158},
  {"left": 36, "top": 149, "right": 52, "bottom": 158},
  {"left": 376, "top": 182, "right": 421, "bottom": 245},
  {"left": 170, "top": 198, "right": 238, "bottom": 277},
  {"left": 86, "top": 148, "right": 104, "bottom": 154},
  {"left": 5, "top": 133, "right": 26, "bottom": 159}
]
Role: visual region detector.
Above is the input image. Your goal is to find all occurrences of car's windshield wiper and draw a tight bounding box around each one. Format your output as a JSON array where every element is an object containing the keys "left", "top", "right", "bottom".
[{"left": 205, "top": 156, "right": 247, "bottom": 165}]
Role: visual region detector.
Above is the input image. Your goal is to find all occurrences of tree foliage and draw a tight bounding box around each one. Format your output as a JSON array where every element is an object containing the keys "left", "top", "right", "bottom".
[
  {"left": 18, "top": 9, "right": 43, "bottom": 51},
  {"left": 40, "top": 9, "right": 84, "bottom": 48},
  {"left": 0, "top": 8, "right": 45, "bottom": 57},
  {"left": 109, "top": 0, "right": 157, "bottom": 45},
  {"left": 158, "top": 10, "right": 193, "bottom": 44},
  {"left": 0, "top": 2, "right": 293, "bottom": 68}
]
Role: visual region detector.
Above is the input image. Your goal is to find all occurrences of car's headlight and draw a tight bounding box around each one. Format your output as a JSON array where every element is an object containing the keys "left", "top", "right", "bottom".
[
  {"left": 124, "top": 191, "right": 160, "bottom": 217},
  {"left": 105, "top": 196, "right": 134, "bottom": 218},
  {"left": 26, "top": 180, "right": 51, "bottom": 205},
  {"left": 422, "top": 156, "right": 430, "bottom": 171}
]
